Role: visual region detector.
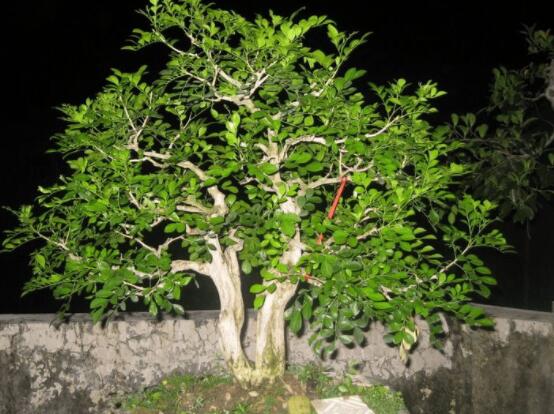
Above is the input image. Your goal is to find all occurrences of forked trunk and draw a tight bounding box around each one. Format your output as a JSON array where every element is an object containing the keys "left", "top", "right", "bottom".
[{"left": 208, "top": 206, "right": 302, "bottom": 387}]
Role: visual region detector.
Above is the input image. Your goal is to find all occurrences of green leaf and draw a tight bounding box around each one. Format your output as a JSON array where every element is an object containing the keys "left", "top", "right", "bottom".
[
  {"left": 295, "top": 152, "right": 313, "bottom": 164},
  {"left": 278, "top": 213, "right": 298, "bottom": 238},
  {"left": 302, "top": 300, "right": 313, "bottom": 320},
  {"left": 332, "top": 230, "right": 348, "bottom": 245},
  {"left": 327, "top": 24, "right": 339, "bottom": 41},
  {"left": 35, "top": 254, "right": 46, "bottom": 268},
  {"left": 476, "top": 124, "right": 488, "bottom": 138},
  {"left": 253, "top": 295, "right": 265, "bottom": 309},
  {"left": 305, "top": 162, "right": 324, "bottom": 172},
  {"left": 353, "top": 327, "right": 365, "bottom": 345},
  {"left": 475, "top": 317, "right": 494, "bottom": 327},
  {"left": 451, "top": 113, "right": 459, "bottom": 126},
  {"left": 261, "top": 269, "right": 278, "bottom": 281},
  {"left": 481, "top": 277, "right": 497, "bottom": 285},
  {"left": 209, "top": 216, "right": 225, "bottom": 225},
  {"left": 164, "top": 223, "right": 185, "bottom": 233},
  {"left": 373, "top": 302, "right": 392, "bottom": 310},
  {"left": 320, "top": 258, "right": 334, "bottom": 278},
  {"left": 90, "top": 298, "right": 107, "bottom": 309},
  {"left": 281, "top": 221, "right": 295, "bottom": 237},
  {"left": 172, "top": 303, "right": 185, "bottom": 315},
  {"left": 149, "top": 300, "right": 158, "bottom": 316},
  {"left": 339, "top": 334, "right": 353, "bottom": 345},
  {"left": 289, "top": 310, "right": 302, "bottom": 334},
  {"left": 476, "top": 267, "right": 492, "bottom": 275},
  {"left": 241, "top": 261, "right": 252, "bottom": 275},
  {"left": 261, "top": 163, "right": 279, "bottom": 175},
  {"left": 249, "top": 284, "right": 266, "bottom": 294},
  {"left": 361, "top": 288, "right": 385, "bottom": 301},
  {"left": 172, "top": 286, "right": 181, "bottom": 301}
]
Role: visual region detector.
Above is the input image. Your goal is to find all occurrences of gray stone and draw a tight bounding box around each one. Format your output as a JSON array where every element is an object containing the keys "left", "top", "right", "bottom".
[{"left": 311, "top": 395, "right": 374, "bottom": 414}]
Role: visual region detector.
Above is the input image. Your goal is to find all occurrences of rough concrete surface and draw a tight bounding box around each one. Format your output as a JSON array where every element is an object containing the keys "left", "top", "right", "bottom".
[{"left": 0, "top": 305, "right": 552, "bottom": 414}]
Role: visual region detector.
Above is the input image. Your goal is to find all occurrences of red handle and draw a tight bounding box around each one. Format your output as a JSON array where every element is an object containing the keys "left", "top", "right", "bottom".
[
  {"left": 316, "top": 176, "right": 348, "bottom": 245},
  {"left": 327, "top": 176, "right": 348, "bottom": 220}
]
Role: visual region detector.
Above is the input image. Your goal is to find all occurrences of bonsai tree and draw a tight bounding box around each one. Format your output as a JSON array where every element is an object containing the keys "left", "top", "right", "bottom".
[{"left": 2, "top": 0, "right": 508, "bottom": 386}]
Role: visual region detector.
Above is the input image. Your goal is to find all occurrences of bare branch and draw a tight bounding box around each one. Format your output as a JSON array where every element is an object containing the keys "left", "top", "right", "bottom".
[
  {"left": 279, "top": 135, "right": 326, "bottom": 161},
  {"left": 157, "top": 235, "right": 185, "bottom": 254},
  {"left": 129, "top": 156, "right": 167, "bottom": 168},
  {"left": 211, "top": 94, "right": 257, "bottom": 113},
  {"left": 225, "top": 229, "right": 244, "bottom": 253},
  {"left": 176, "top": 205, "right": 210, "bottom": 214},
  {"left": 120, "top": 96, "right": 137, "bottom": 134},
  {"left": 127, "top": 191, "right": 141, "bottom": 209},
  {"left": 123, "top": 280, "right": 145, "bottom": 292},
  {"left": 364, "top": 117, "right": 399, "bottom": 139},
  {"left": 120, "top": 94, "right": 150, "bottom": 151},
  {"left": 177, "top": 161, "right": 208, "bottom": 181},
  {"left": 343, "top": 159, "right": 374, "bottom": 175},
  {"left": 224, "top": 228, "right": 244, "bottom": 275},
  {"left": 255, "top": 143, "right": 271, "bottom": 158},
  {"left": 171, "top": 259, "right": 210, "bottom": 275},
  {"left": 306, "top": 176, "right": 343, "bottom": 190},
  {"left": 115, "top": 231, "right": 159, "bottom": 256},
  {"left": 181, "top": 69, "right": 212, "bottom": 86},
  {"left": 303, "top": 274, "right": 324, "bottom": 287},
  {"left": 217, "top": 68, "right": 243, "bottom": 89},
  {"left": 356, "top": 227, "right": 380, "bottom": 241},
  {"left": 247, "top": 70, "right": 269, "bottom": 98},
  {"left": 143, "top": 151, "right": 171, "bottom": 160},
  {"left": 177, "top": 161, "right": 228, "bottom": 216},
  {"left": 241, "top": 176, "right": 277, "bottom": 193},
  {"left": 429, "top": 243, "right": 473, "bottom": 282},
  {"left": 207, "top": 186, "right": 229, "bottom": 216}
]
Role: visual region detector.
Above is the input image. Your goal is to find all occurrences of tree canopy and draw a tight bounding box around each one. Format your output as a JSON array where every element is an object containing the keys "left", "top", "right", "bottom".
[{"left": 2, "top": 0, "right": 509, "bottom": 384}]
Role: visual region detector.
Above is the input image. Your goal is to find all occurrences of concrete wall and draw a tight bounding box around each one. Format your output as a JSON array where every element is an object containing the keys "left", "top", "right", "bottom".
[{"left": 0, "top": 305, "right": 552, "bottom": 414}]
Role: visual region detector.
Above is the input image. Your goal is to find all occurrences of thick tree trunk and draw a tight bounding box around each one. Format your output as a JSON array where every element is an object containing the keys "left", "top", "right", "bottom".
[
  {"left": 252, "top": 280, "right": 297, "bottom": 384},
  {"left": 205, "top": 235, "right": 253, "bottom": 385},
  {"left": 205, "top": 198, "right": 302, "bottom": 387},
  {"left": 253, "top": 226, "right": 302, "bottom": 384}
]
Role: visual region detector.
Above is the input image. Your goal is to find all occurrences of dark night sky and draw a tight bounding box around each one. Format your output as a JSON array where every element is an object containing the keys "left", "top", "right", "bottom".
[{"left": 1, "top": 0, "right": 553, "bottom": 313}]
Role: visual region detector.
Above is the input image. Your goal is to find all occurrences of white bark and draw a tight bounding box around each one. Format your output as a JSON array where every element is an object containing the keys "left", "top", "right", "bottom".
[
  {"left": 172, "top": 234, "right": 253, "bottom": 385},
  {"left": 204, "top": 235, "right": 252, "bottom": 384},
  {"left": 252, "top": 197, "right": 303, "bottom": 383}
]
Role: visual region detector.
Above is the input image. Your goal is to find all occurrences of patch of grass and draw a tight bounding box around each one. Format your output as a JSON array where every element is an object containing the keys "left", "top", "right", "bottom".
[
  {"left": 124, "top": 373, "right": 233, "bottom": 414},
  {"left": 290, "top": 363, "right": 406, "bottom": 414},
  {"left": 121, "top": 364, "right": 407, "bottom": 414}
]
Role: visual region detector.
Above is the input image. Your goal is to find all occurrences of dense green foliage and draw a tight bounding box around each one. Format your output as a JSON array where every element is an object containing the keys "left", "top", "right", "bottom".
[
  {"left": 450, "top": 27, "right": 554, "bottom": 223},
  {"left": 2, "top": 0, "right": 508, "bottom": 363}
]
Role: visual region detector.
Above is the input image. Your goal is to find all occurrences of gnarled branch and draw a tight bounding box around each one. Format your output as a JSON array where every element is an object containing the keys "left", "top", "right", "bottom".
[{"left": 279, "top": 135, "right": 326, "bottom": 162}]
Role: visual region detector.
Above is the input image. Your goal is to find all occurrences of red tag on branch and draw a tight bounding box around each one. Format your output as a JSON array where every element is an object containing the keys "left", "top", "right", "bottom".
[
  {"left": 307, "top": 176, "right": 349, "bottom": 283},
  {"left": 316, "top": 176, "right": 348, "bottom": 244}
]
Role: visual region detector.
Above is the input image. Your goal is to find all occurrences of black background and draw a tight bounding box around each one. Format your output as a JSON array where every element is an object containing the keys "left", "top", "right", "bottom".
[{"left": 1, "top": 0, "right": 553, "bottom": 313}]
